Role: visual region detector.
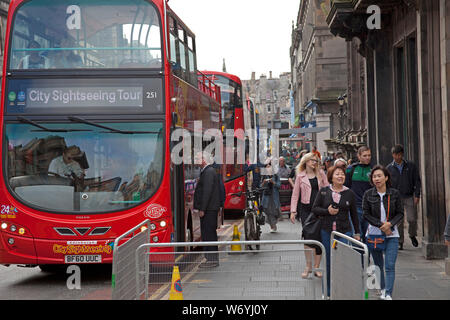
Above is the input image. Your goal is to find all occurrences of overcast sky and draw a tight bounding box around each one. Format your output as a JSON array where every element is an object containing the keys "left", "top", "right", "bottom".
[{"left": 168, "top": 0, "right": 301, "bottom": 80}]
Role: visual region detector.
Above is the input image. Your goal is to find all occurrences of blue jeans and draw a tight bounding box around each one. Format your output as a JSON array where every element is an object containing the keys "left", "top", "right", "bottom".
[
  {"left": 369, "top": 237, "right": 399, "bottom": 297},
  {"left": 321, "top": 229, "right": 352, "bottom": 297}
]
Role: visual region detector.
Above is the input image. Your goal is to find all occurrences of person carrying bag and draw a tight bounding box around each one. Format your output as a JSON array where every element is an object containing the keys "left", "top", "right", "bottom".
[
  {"left": 290, "top": 153, "right": 329, "bottom": 279},
  {"left": 312, "top": 165, "right": 361, "bottom": 297},
  {"left": 366, "top": 195, "right": 390, "bottom": 251},
  {"left": 362, "top": 165, "right": 404, "bottom": 300}
]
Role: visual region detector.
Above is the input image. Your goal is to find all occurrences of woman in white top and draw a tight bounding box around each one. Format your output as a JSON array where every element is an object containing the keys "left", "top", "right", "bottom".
[{"left": 362, "top": 165, "right": 404, "bottom": 300}]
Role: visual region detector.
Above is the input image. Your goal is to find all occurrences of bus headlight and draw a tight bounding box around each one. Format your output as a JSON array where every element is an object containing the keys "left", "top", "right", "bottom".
[
  {"left": 8, "top": 238, "right": 14, "bottom": 245},
  {"left": 160, "top": 220, "right": 167, "bottom": 228},
  {"left": 150, "top": 223, "right": 157, "bottom": 231},
  {"left": 0, "top": 222, "right": 31, "bottom": 237},
  {"left": 152, "top": 236, "right": 159, "bottom": 243}
]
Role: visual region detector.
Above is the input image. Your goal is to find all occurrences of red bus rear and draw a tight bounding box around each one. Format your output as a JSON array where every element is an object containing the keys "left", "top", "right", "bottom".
[
  {"left": 201, "top": 71, "right": 247, "bottom": 213},
  {"left": 0, "top": 0, "right": 222, "bottom": 268}
]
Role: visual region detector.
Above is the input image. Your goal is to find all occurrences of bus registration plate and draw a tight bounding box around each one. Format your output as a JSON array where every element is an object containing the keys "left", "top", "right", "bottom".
[{"left": 65, "top": 255, "right": 102, "bottom": 264}]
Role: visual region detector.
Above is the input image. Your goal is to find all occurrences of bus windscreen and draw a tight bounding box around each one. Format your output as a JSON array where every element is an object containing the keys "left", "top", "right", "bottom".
[
  {"left": 5, "top": 121, "right": 164, "bottom": 214},
  {"left": 9, "top": 0, "right": 162, "bottom": 70}
]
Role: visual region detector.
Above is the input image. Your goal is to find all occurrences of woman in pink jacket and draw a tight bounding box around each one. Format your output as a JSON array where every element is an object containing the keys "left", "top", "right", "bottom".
[{"left": 290, "top": 152, "right": 329, "bottom": 278}]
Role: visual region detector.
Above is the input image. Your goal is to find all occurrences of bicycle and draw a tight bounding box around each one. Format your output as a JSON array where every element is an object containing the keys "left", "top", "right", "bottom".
[{"left": 231, "top": 188, "right": 266, "bottom": 250}]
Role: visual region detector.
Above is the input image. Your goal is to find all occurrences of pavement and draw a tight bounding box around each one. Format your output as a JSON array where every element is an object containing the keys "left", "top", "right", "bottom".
[{"left": 228, "top": 213, "right": 450, "bottom": 300}]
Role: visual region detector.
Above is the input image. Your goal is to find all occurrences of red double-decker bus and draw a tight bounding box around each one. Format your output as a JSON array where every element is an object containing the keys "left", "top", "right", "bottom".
[
  {"left": 0, "top": 0, "right": 222, "bottom": 270},
  {"left": 200, "top": 71, "right": 247, "bottom": 213}
]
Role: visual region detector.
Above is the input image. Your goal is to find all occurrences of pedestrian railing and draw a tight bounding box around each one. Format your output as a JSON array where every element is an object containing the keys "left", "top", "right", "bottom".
[
  {"left": 111, "top": 219, "right": 150, "bottom": 300},
  {"left": 116, "top": 239, "right": 328, "bottom": 300},
  {"left": 111, "top": 223, "right": 371, "bottom": 300},
  {"left": 330, "top": 231, "right": 369, "bottom": 300}
]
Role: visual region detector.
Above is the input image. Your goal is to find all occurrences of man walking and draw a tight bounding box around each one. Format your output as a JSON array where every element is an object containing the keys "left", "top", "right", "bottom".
[
  {"left": 278, "top": 156, "right": 291, "bottom": 178},
  {"left": 194, "top": 152, "right": 221, "bottom": 267},
  {"left": 387, "top": 144, "right": 421, "bottom": 250},
  {"left": 345, "top": 146, "right": 372, "bottom": 243}
]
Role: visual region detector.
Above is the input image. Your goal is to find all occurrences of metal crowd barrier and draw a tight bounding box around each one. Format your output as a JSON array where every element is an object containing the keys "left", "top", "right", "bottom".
[
  {"left": 111, "top": 220, "right": 150, "bottom": 300},
  {"left": 330, "top": 231, "right": 369, "bottom": 300},
  {"left": 129, "top": 240, "right": 327, "bottom": 300}
]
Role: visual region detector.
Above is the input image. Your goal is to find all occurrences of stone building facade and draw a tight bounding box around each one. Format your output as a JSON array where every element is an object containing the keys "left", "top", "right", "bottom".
[
  {"left": 290, "top": 0, "right": 348, "bottom": 156},
  {"left": 242, "top": 71, "right": 291, "bottom": 130},
  {"left": 328, "top": 0, "right": 449, "bottom": 259}
]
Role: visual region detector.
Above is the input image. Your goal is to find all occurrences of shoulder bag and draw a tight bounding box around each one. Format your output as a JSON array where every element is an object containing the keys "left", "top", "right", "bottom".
[
  {"left": 367, "top": 194, "right": 390, "bottom": 251},
  {"left": 302, "top": 212, "right": 322, "bottom": 242}
]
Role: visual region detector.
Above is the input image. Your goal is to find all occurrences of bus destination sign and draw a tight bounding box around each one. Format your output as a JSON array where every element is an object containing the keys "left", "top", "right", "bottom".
[
  {"left": 6, "top": 78, "right": 163, "bottom": 114},
  {"left": 26, "top": 87, "right": 143, "bottom": 108}
]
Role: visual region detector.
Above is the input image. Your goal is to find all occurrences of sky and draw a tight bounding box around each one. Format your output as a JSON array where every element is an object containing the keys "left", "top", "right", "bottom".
[{"left": 168, "top": 0, "right": 301, "bottom": 81}]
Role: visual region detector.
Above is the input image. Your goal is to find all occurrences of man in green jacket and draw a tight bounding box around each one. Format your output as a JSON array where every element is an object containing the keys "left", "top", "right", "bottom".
[{"left": 345, "top": 146, "right": 372, "bottom": 243}]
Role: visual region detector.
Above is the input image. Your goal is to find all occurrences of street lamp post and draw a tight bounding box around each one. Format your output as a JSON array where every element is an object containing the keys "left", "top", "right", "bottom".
[{"left": 338, "top": 94, "right": 345, "bottom": 131}]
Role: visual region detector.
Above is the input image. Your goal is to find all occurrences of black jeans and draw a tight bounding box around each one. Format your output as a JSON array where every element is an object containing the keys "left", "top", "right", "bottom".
[{"left": 200, "top": 210, "right": 219, "bottom": 262}]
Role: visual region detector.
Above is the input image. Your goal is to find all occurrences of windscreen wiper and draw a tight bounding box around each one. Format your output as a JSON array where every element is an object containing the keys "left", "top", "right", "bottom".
[
  {"left": 68, "top": 116, "right": 161, "bottom": 135},
  {"left": 17, "top": 116, "right": 91, "bottom": 132}
]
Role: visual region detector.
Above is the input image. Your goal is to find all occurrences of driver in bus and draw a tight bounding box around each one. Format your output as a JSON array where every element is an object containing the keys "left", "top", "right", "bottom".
[
  {"left": 17, "top": 40, "right": 50, "bottom": 69},
  {"left": 48, "top": 146, "right": 85, "bottom": 179}
]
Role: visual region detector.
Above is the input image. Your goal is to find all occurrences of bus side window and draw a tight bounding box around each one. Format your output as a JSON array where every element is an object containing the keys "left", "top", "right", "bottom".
[
  {"left": 169, "top": 16, "right": 178, "bottom": 65},
  {"left": 177, "top": 27, "right": 187, "bottom": 74},
  {"left": 187, "top": 35, "right": 197, "bottom": 86},
  {"left": 169, "top": 16, "right": 185, "bottom": 80},
  {"left": 168, "top": 16, "right": 197, "bottom": 87}
]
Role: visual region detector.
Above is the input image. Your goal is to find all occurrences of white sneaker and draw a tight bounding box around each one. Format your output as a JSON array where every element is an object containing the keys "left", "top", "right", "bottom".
[
  {"left": 379, "top": 289, "right": 386, "bottom": 300},
  {"left": 384, "top": 295, "right": 392, "bottom": 300}
]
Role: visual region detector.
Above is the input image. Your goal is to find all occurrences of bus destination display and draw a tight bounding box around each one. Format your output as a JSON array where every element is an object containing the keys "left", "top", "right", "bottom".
[
  {"left": 26, "top": 87, "right": 143, "bottom": 108},
  {"left": 6, "top": 78, "right": 163, "bottom": 114}
]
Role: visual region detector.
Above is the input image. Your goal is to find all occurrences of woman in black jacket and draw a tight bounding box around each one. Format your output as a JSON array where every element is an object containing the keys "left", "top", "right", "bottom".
[
  {"left": 312, "top": 165, "right": 361, "bottom": 297},
  {"left": 362, "top": 165, "right": 403, "bottom": 300}
]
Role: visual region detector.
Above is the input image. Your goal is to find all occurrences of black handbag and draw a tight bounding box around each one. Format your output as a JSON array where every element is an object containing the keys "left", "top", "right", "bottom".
[{"left": 302, "top": 212, "right": 322, "bottom": 241}]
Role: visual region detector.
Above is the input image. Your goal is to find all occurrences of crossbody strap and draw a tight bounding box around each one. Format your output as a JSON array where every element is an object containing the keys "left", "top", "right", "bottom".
[{"left": 386, "top": 194, "right": 390, "bottom": 221}]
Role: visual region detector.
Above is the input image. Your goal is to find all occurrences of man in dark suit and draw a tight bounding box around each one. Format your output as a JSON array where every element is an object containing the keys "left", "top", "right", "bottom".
[{"left": 194, "top": 152, "right": 221, "bottom": 267}]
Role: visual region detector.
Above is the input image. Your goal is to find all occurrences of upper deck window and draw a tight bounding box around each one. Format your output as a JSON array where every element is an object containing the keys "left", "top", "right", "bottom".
[
  {"left": 10, "top": 0, "right": 162, "bottom": 70},
  {"left": 212, "top": 75, "right": 243, "bottom": 131}
]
